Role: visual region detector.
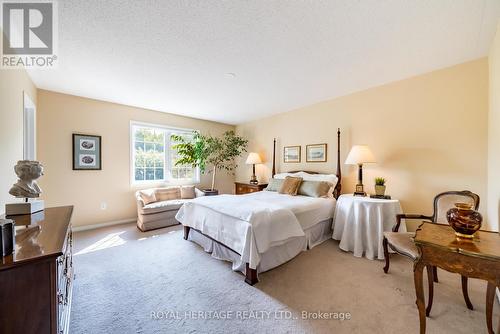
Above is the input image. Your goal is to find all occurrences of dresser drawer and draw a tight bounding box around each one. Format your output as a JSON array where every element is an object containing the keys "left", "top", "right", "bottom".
[
  {"left": 234, "top": 183, "right": 268, "bottom": 195},
  {"left": 58, "top": 230, "right": 72, "bottom": 282},
  {"left": 236, "top": 186, "right": 249, "bottom": 194},
  {"left": 57, "top": 273, "right": 72, "bottom": 334},
  {"left": 57, "top": 227, "right": 73, "bottom": 334}
]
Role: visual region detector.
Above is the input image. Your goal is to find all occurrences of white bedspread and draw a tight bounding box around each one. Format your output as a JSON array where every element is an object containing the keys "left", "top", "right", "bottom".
[{"left": 175, "top": 191, "right": 336, "bottom": 269}]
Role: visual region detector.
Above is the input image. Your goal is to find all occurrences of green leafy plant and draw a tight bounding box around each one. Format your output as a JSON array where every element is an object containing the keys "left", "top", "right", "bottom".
[
  {"left": 375, "top": 177, "right": 386, "bottom": 186},
  {"left": 171, "top": 130, "right": 248, "bottom": 190}
]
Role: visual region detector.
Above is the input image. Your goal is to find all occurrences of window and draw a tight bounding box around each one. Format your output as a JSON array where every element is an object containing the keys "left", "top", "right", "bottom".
[
  {"left": 23, "top": 92, "right": 36, "bottom": 160},
  {"left": 131, "top": 122, "right": 199, "bottom": 184}
]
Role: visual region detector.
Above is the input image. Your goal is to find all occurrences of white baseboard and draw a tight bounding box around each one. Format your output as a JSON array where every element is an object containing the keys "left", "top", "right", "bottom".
[{"left": 72, "top": 218, "right": 136, "bottom": 232}]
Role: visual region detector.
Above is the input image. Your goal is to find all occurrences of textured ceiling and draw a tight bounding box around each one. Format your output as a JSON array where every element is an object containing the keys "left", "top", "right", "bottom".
[{"left": 28, "top": 0, "right": 500, "bottom": 124}]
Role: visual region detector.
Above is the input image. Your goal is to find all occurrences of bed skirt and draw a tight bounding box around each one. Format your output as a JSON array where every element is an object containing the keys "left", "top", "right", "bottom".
[{"left": 187, "top": 218, "right": 333, "bottom": 274}]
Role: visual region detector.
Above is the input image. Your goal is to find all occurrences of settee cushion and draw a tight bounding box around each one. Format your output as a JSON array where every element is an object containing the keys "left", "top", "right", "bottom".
[
  {"left": 155, "top": 187, "right": 181, "bottom": 201},
  {"left": 140, "top": 199, "right": 191, "bottom": 215}
]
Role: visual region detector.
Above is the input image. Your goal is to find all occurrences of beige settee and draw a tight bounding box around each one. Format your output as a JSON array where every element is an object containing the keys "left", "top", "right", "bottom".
[{"left": 135, "top": 185, "right": 204, "bottom": 231}]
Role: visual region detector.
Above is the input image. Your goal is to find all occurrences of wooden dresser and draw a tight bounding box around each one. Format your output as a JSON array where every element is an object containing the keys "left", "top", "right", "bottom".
[
  {"left": 0, "top": 206, "right": 74, "bottom": 334},
  {"left": 234, "top": 182, "right": 268, "bottom": 195}
]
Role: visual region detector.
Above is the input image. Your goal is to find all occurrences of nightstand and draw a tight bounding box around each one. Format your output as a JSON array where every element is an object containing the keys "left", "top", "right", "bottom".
[
  {"left": 234, "top": 182, "right": 268, "bottom": 195},
  {"left": 332, "top": 194, "right": 403, "bottom": 260}
]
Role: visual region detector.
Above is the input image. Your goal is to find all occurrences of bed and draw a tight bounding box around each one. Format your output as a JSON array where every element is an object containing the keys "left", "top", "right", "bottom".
[{"left": 176, "top": 129, "right": 342, "bottom": 285}]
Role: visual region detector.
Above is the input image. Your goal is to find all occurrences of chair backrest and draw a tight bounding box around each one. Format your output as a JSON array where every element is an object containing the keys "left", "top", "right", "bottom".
[{"left": 432, "top": 191, "right": 480, "bottom": 223}]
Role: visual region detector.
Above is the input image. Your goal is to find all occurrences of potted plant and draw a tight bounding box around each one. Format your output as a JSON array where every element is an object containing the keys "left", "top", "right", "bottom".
[
  {"left": 374, "top": 177, "right": 386, "bottom": 196},
  {"left": 171, "top": 130, "right": 248, "bottom": 195}
]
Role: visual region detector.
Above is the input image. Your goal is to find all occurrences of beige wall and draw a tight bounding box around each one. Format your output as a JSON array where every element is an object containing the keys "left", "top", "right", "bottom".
[
  {"left": 0, "top": 69, "right": 37, "bottom": 215},
  {"left": 37, "top": 90, "right": 234, "bottom": 227},
  {"left": 488, "top": 23, "right": 500, "bottom": 232},
  {"left": 236, "top": 58, "right": 489, "bottom": 230}
]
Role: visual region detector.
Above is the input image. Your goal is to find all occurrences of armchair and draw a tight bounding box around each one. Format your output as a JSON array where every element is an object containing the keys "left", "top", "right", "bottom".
[{"left": 382, "top": 190, "right": 480, "bottom": 314}]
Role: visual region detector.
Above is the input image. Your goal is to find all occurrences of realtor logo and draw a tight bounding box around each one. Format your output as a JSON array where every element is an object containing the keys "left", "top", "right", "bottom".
[{"left": 1, "top": 1, "right": 57, "bottom": 68}]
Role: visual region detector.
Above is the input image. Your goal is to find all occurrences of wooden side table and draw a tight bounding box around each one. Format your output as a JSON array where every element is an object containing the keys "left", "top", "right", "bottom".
[
  {"left": 234, "top": 182, "right": 268, "bottom": 195},
  {"left": 413, "top": 223, "right": 500, "bottom": 334}
]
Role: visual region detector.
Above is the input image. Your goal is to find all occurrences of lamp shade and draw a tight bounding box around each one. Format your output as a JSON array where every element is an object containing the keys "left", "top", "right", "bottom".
[
  {"left": 246, "top": 152, "right": 262, "bottom": 165},
  {"left": 345, "top": 145, "right": 376, "bottom": 165}
]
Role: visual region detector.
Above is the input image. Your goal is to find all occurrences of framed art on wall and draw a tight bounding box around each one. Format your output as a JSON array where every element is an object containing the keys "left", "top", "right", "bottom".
[
  {"left": 73, "top": 134, "right": 102, "bottom": 170},
  {"left": 283, "top": 146, "right": 301, "bottom": 163},
  {"left": 306, "top": 143, "right": 327, "bottom": 162}
]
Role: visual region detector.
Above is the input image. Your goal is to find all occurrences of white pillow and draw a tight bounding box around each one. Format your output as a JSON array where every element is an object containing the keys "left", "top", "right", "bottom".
[
  {"left": 297, "top": 172, "right": 338, "bottom": 185},
  {"left": 273, "top": 172, "right": 299, "bottom": 179},
  {"left": 273, "top": 172, "right": 338, "bottom": 197}
]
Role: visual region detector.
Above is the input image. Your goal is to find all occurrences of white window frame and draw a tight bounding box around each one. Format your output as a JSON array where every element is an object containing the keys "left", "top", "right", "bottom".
[
  {"left": 130, "top": 121, "right": 200, "bottom": 186},
  {"left": 23, "top": 91, "right": 36, "bottom": 160}
]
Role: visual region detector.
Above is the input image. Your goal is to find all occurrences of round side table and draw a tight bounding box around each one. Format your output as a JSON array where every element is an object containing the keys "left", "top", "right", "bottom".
[{"left": 332, "top": 194, "right": 404, "bottom": 260}]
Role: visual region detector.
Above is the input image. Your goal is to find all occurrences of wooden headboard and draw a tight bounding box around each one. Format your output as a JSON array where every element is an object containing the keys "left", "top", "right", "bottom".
[{"left": 271, "top": 128, "right": 342, "bottom": 199}]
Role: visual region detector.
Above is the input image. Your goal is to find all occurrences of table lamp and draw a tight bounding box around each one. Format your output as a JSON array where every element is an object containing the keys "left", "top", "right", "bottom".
[
  {"left": 345, "top": 145, "right": 376, "bottom": 196},
  {"left": 246, "top": 152, "right": 262, "bottom": 184}
]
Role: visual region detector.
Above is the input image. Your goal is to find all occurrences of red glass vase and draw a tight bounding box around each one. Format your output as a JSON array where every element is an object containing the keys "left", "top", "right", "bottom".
[{"left": 446, "top": 203, "right": 482, "bottom": 239}]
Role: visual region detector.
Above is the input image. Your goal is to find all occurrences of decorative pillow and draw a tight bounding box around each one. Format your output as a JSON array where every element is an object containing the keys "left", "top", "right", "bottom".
[
  {"left": 139, "top": 189, "right": 157, "bottom": 205},
  {"left": 180, "top": 185, "right": 196, "bottom": 199},
  {"left": 265, "top": 178, "right": 284, "bottom": 192},
  {"left": 291, "top": 172, "right": 338, "bottom": 198},
  {"left": 298, "top": 180, "right": 331, "bottom": 198},
  {"left": 278, "top": 176, "right": 303, "bottom": 196}
]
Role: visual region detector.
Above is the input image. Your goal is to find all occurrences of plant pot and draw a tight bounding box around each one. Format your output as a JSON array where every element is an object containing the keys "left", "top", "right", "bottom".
[
  {"left": 202, "top": 189, "right": 219, "bottom": 196},
  {"left": 446, "top": 202, "right": 482, "bottom": 239},
  {"left": 374, "top": 185, "right": 386, "bottom": 196}
]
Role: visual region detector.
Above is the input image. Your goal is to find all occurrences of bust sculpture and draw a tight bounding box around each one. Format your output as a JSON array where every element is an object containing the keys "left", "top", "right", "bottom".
[{"left": 9, "top": 160, "right": 44, "bottom": 198}]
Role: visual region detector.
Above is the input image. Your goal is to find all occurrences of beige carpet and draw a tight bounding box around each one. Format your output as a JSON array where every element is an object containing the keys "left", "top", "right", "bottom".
[{"left": 71, "top": 223, "right": 499, "bottom": 334}]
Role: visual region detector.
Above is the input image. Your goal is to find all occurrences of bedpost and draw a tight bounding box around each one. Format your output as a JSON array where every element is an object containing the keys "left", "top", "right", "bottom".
[
  {"left": 272, "top": 138, "right": 276, "bottom": 177},
  {"left": 245, "top": 263, "right": 259, "bottom": 285},
  {"left": 336, "top": 128, "right": 341, "bottom": 197},
  {"left": 183, "top": 226, "right": 190, "bottom": 240}
]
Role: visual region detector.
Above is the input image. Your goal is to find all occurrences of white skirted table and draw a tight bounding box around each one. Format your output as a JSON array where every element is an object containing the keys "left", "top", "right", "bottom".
[{"left": 332, "top": 194, "right": 404, "bottom": 260}]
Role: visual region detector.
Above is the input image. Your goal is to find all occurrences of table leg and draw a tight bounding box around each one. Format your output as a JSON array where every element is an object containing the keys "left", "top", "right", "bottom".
[
  {"left": 414, "top": 261, "right": 426, "bottom": 334},
  {"left": 432, "top": 266, "right": 438, "bottom": 283},
  {"left": 426, "top": 265, "right": 434, "bottom": 317},
  {"left": 461, "top": 276, "right": 473, "bottom": 310},
  {"left": 486, "top": 282, "right": 495, "bottom": 334}
]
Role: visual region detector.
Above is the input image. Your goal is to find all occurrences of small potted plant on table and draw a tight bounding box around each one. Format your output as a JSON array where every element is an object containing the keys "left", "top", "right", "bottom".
[{"left": 374, "top": 177, "right": 386, "bottom": 196}]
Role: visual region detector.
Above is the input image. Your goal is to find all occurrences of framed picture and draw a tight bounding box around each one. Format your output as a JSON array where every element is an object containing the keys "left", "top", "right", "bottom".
[
  {"left": 284, "top": 146, "right": 301, "bottom": 163},
  {"left": 306, "top": 143, "right": 327, "bottom": 162},
  {"left": 73, "top": 134, "right": 102, "bottom": 170}
]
